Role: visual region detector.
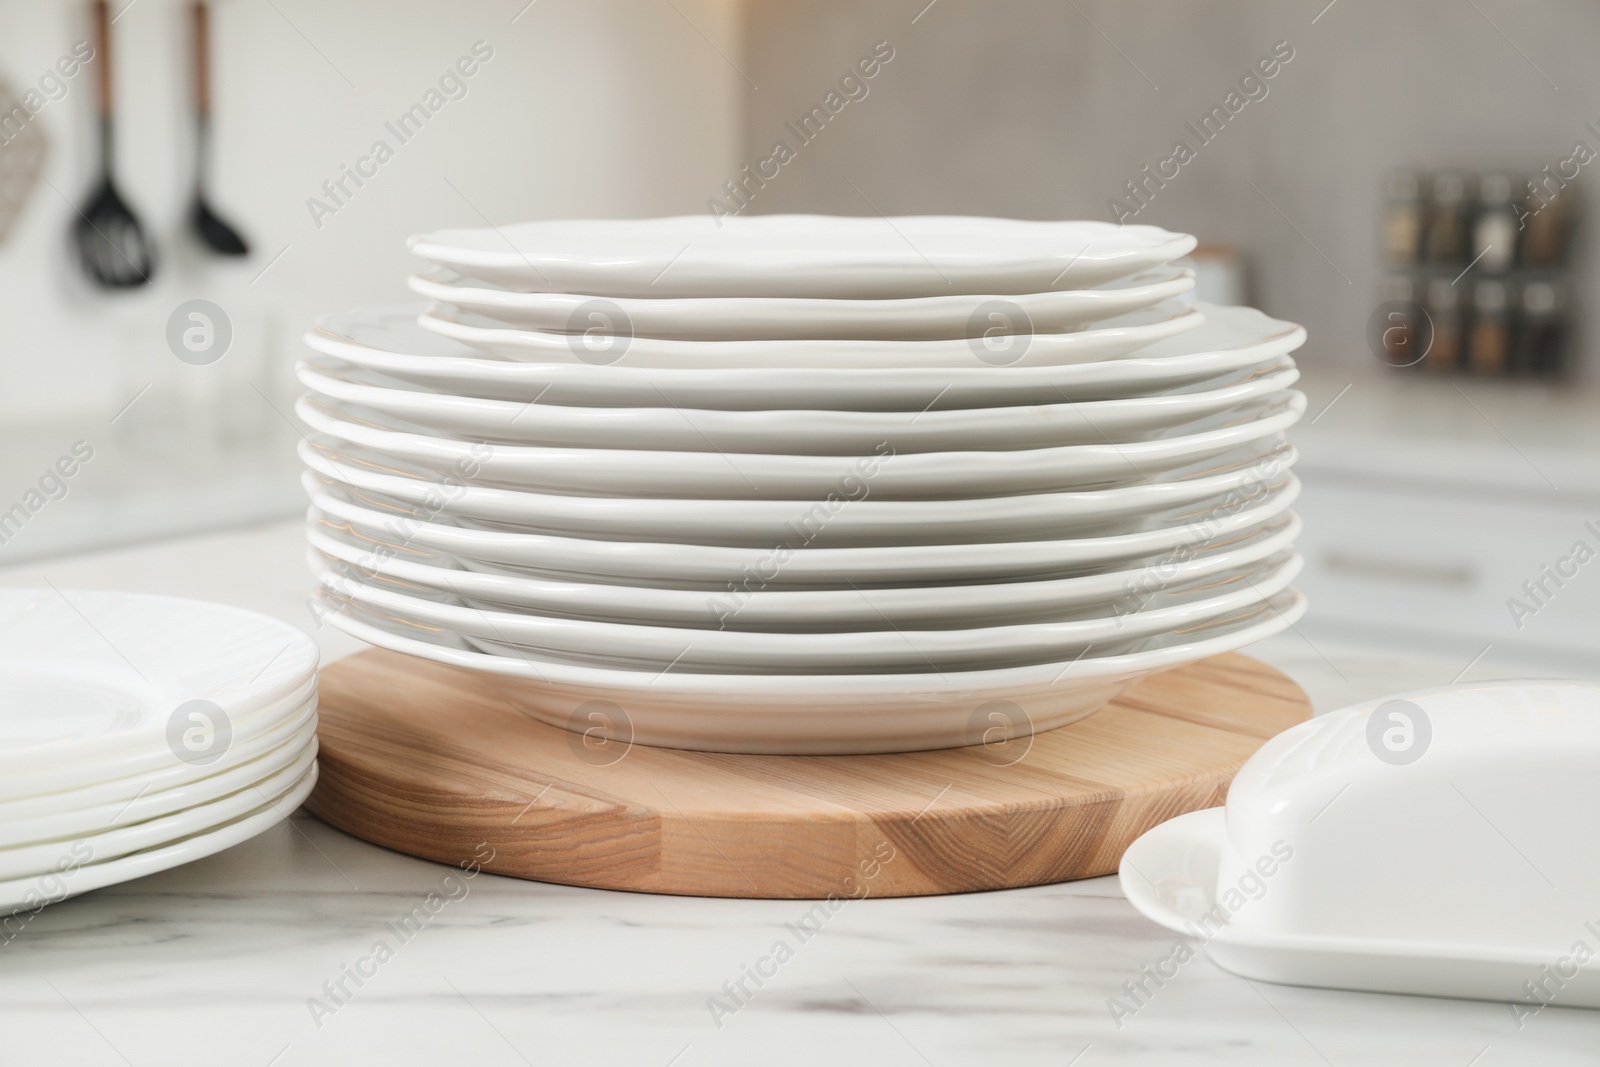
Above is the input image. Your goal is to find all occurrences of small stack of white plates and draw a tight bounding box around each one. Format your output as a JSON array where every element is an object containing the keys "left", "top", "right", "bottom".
[
  {"left": 300, "top": 215, "right": 1307, "bottom": 754},
  {"left": 0, "top": 590, "right": 319, "bottom": 913}
]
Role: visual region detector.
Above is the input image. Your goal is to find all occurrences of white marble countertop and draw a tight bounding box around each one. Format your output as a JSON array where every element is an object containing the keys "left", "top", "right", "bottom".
[{"left": 1, "top": 520, "right": 1595, "bottom": 1066}]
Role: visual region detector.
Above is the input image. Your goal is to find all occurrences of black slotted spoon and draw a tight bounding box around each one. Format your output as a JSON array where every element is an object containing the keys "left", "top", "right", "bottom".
[
  {"left": 72, "top": 0, "right": 155, "bottom": 287},
  {"left": 189, "top": 0, "right": 247, "bottom": 255}
]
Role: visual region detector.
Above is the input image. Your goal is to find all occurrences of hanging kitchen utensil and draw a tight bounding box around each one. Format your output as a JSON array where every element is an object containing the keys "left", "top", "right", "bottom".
[
  {"left": 189, "top": 0, "right": 247, "bottom": 256},
  {"left": 0, "top": 73, "right": 49, "bottom": 245},
  {"left": 72, "top": 0, "right": 155, "bottom": 287}
]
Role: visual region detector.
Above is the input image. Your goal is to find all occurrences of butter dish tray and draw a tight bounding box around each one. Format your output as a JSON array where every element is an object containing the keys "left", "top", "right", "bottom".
[{"left": 1120, "top": 681, "right": 1600, "bottom": 1013}]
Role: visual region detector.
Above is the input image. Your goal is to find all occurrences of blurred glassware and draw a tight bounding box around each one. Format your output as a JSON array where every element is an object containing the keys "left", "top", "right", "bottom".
[
  {"left": 112, "top": 305, "right": 184, "bottom": 457},
  {"left": 1521, "top": 185, "right": 1576, "bottom": 268},
  {"left": 1383, "top": 170, "right": 1426, "bottom": 265},
  {"left": 1377, "top": 275, "right": 1424, "bottom": 368},
  {"left": 1471, "top": 173, "right": 1518, "bottom": 273},
  {"left": 1513, "top": 279, "right": 1564, "bottom": 376},
  {"left": 112, "top": 300, "right": 275, "bottom": 457},
  {"left": 213, "top": 303, "right": 274, "bottom": 447},
  {"left": 1376, "top": 167, "right": 1578, "bottom": 379},
  {"left": 1467, "top": 279, "right": 1511, "bottom": 376},
  {"left": 1185, "top": 244, "right": 1248, "bottom": 307},
  {"left": 1424, "top": 171, "right": 1470, "bottom": 264},
  {"left": 1422, "top": 278, "right": 1462, "bottom": 373}
]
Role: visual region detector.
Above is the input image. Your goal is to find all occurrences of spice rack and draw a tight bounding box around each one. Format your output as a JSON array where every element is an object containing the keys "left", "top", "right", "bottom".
[{"left": 1380, "top": 169, "right": 1577, "bottom": 378}]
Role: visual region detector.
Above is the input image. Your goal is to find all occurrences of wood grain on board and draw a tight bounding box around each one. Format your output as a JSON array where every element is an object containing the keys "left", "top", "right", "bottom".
[{"left": 307, "top": 650, "right": 1310, "bottom": 899}]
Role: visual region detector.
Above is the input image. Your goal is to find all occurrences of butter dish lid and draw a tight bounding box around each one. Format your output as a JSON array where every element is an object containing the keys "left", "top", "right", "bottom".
[{"left": 1119, "top": 681, "right": 1600, "bottom": 1008}]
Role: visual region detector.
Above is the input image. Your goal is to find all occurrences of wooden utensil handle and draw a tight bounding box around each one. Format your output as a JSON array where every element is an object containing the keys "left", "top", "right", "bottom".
[
  {"left": 92, "top": 0, "right": 111, "bottom": 116},
  {"left": 192, "top": 0, "right": 210, "bottom": 117}
]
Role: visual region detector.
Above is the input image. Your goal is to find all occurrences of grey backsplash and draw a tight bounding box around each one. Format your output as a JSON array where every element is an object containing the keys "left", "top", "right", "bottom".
[{"left": 738, "top": 0, "right": 1596, "bottom": 379}]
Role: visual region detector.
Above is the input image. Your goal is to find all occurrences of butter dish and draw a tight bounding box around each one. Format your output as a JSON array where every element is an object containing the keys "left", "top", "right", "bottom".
[{"left": 1120, "top": 680, "right": 1600, "bottom": 1012}]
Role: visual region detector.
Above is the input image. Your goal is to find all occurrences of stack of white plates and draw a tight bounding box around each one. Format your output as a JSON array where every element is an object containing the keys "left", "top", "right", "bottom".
[
  {"left": 300, "top": 215, "right": 1307, "bottom": 755},
  {"left": 0, "top": 590, "right": 319, "bottom": 913}
]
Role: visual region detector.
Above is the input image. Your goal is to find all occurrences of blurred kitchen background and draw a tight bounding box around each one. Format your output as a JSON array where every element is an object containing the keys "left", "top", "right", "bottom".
[{"left": 1, "top": 0, "right": 1596, "bottom": 673}]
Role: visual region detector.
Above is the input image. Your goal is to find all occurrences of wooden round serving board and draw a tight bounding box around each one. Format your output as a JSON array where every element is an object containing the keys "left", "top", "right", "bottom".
[{"left": 306, "top": 650, "right": 1309, "bottom": 899}]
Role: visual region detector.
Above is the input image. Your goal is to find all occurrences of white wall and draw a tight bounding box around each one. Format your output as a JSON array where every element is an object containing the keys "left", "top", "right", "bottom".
[{"left": 0, "top": 0, "right": 742, "bottom": 425}]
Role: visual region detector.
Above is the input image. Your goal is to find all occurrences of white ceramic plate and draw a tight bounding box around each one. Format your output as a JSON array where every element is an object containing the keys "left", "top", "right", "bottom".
[
  {"left": 305, "top": 470, "right": 1300, "bottom": 585},
  {"left": 300, "top": 437, "right": 1297, "bottom": 545},
  {"left": 312, "top": 587, "right": 1305, "bottom": 753},
  {"left": 406, "top": 215, "right": 1198, "bottom": 298},
  {"left": 417, "top": 302, "right": 1206, "bottom": 369},
  {"left": 0, "top": 735, "right": 318, "bottom": 881},
  {"left": 303, "top": 304, "right": 1306, "bottom": 410},
  {"left": 407, "top": 266, "right": 1197, "bottom": 341},
  {"left": 0, "top": 690, "right": 315, "bottom": 820},
  {"left": 311, "top": 548, "right": 1301, "bottom": 673},
  {"left": 296, "top": 392, "right": 1305, "bottom": 499},
  {"left": 308, "top": 473, "right": 1299, "bottom": 588},
  {"left": 296, "top": 356, "right": 1300, "bottom": 454},
  {"left": 0, "top": 590, "right": 319, "bottom": 797},
  {"left": 0, "top": 712, "right": 317, "bottom": 849},
  {"left": 307, "top": 510, "right": 1302, "bottom": 628},
  {"left": 0, "top": 763, "right": 317, "bottom": 916}
]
